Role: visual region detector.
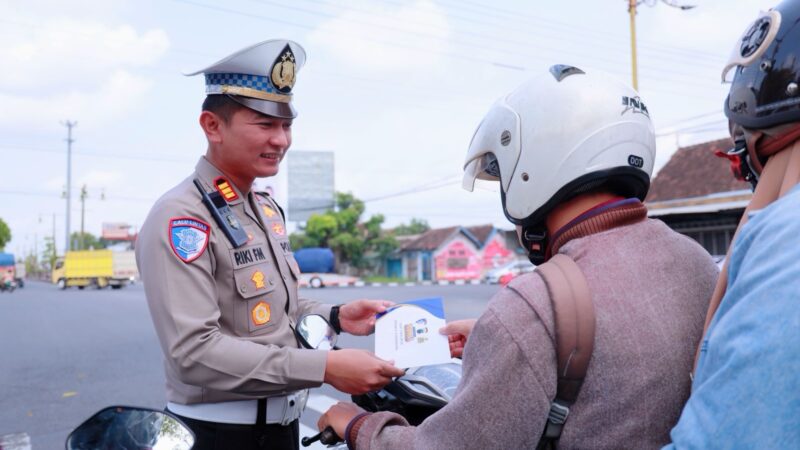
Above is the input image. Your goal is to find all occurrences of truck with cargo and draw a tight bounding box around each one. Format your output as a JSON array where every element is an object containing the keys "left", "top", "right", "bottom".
[
  {"left": 51, "top": 250, "right": 138, "bottom": 290},
  {"left": 14, "top": 261, "right": 25, "bottom": 288}
]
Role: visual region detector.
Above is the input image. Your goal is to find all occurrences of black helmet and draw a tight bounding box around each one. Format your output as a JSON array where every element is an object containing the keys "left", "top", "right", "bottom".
[{"left": 723, "top": 0, "right": 800, "bottom": 130}]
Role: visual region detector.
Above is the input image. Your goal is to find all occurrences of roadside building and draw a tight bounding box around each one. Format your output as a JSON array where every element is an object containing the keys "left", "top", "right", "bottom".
[
  {"left": 387, "top": 224, "right": 519, "bottom": 282},
  {"left": 646, "top": 137, "right": 751, "bottom": 256}
]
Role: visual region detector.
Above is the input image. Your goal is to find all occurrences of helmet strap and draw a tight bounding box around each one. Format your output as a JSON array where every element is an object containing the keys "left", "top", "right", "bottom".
[{"left": 521, "top": 226, "right": 548, "bottom": 265}]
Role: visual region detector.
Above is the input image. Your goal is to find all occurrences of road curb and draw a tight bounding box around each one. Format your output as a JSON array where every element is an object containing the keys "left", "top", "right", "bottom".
[{"left": 301, "top": 279, "right": 488, "bottom": 289}]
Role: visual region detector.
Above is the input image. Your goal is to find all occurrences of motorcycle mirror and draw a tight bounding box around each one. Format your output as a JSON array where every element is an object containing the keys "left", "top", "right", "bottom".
[
  {"left": 296, "top": 314, "right": 338, "bottom": 350},
  {"left": 65, "top": 406, "right": 194, "bottom": 450}
]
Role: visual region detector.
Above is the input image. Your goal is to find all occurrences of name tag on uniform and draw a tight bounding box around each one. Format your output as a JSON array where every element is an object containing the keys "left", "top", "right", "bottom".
[{"left": 231, "top": 244, "right": 269, "bottom": 269}]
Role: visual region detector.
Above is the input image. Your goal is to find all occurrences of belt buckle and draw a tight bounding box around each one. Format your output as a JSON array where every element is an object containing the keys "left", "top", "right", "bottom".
[{"left": 279, "top": 389, "right": 308, "bottom": 426}]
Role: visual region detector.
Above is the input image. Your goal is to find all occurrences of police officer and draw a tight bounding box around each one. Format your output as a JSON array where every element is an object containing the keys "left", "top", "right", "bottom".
[{"left": 135, "top": 39, "right": 404, "bottom": 450}]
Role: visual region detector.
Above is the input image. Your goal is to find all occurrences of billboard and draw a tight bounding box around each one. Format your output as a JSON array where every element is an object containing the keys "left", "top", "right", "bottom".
[
  {"left": 102, "top": 222, "right": 133, "bottom": 240},
  {"left": 287, "top": 151, "right": 335, "bottom": 222}
]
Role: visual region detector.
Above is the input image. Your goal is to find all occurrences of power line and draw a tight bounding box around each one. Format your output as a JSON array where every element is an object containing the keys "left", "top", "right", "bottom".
[{"left": 172, "top": 0, "right": 724, "bottom": 97}]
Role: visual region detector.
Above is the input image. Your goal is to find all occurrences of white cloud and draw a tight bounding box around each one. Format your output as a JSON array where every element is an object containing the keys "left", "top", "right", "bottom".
[
  {"left": 0, "top": 19, "right": 169, "bottom": 89},
  {"left": 0, "top": 69, "right": 153, "bottom": 129},
  {"left": 308, "top": 0, "right": 451, "bottom": 74},
  {"left": 0, "top": 13, "right": 169, "bottom": 131}
]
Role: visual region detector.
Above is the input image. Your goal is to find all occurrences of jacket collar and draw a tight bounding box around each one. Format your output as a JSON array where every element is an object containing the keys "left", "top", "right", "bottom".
[{"left": 548, "top": 198, "right": 647, "bottom": 257}]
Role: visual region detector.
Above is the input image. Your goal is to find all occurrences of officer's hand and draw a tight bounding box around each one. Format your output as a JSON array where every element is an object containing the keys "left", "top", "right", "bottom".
[
  {"left": 324, "top": 349, "right": 405, "bottom": 395},
  {"left": 317, "top": 402, "right": 366, "bottom": 440},
  {"left": 439, "top": 319, "right": 477, "bottom": 359},
  {"left": 339, "top": 299, "right": 394, "bottom": 336}
]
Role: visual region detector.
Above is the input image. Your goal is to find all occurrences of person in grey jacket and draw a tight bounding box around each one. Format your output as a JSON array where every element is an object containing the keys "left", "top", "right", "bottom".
[{"left": 318, "top": 67, "right": 718, "bottom": 449}]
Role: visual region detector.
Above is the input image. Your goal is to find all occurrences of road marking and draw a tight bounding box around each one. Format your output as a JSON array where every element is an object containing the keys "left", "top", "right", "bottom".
[
  {"left": 306, "top": 393, "right": 339, "bottom": 414},
  {"left": 62, "top": 391, "right": 78, "bottom": 398},
  {"left": 0, "top": 432, "right": 31, "bottom": 450}
]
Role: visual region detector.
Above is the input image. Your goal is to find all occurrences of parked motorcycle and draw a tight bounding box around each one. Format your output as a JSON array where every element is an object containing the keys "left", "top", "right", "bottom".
[{"left": 64, "top": 313, "right": 460, "bottom": 449}]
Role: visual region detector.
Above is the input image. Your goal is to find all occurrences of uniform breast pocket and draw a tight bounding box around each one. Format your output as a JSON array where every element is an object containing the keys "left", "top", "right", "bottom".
[
  {"left": 285, "top": 253, "right": 302, "bottom": 280},
  {"left": 233, "top": 263, "right": 282, "bottom": 335}
]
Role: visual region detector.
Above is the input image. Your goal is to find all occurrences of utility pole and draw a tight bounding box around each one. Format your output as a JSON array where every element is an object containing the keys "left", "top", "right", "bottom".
[
  {"left": 628, "top": 0, "right": 639, "bottom": 91},
  {"left": 79, "top": 185, "right": 88, "bottom": 250},
  {"left": 62, "top": 120, "right": 77, "bottom": 254},
  {"left": 627, "top": 0, "right": 696, "bottom": 91}
]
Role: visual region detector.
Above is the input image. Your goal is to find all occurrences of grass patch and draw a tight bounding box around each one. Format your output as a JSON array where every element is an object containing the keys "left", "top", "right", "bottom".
[{"left": 362, "top": 276, "right": 411, "bottom": 284}]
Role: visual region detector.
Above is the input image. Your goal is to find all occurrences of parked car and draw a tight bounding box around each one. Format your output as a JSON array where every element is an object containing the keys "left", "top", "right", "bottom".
[{"left": 484, "top": 260, "right": 535, "bottom": 284}]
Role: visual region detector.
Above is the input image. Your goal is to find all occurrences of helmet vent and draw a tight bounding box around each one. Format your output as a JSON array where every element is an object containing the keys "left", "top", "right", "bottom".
[
  {"left": 549, "top": 64, "right": 585, "bottom": 82},
  {"left": 501, "top": 130, "right": 512, "bottom": 146},
  {"left": 740, "top": 17, "right": 771, "bottom": 58}
]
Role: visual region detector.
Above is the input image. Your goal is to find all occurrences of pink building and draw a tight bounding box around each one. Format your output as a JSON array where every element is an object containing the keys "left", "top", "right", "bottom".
[{"left": 387, "top": 225, "right": 521, "bottom": 282}]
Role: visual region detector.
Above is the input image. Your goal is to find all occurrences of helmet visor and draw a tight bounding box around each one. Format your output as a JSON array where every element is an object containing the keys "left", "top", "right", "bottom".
[{"left": 462, "top": 99, "right": 521, "bottom": 192}]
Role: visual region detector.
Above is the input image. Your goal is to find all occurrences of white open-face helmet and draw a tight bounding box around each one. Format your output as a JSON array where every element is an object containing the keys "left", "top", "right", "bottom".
[{"left": 463, "top": 65, "right": 655, "bottom": 263}]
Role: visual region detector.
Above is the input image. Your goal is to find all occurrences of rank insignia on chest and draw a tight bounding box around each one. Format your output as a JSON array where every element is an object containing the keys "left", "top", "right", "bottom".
[
  {"left": 169, "top": 217, "right": 210, "bottom": 263},
  {"left": 262, "top": 205, "right": 276, "bottom": 218},
  {"left": 251, "top": 270, "right": 266, "bottom": 289},
  {"left": 251, "top": 301, "right": 271, "bottom": 326},
  {"left": 271, "top": 222, "right": 285, "bottom": 236},
  {"left": 214, "top": 177, "right": 239, "bottom": 201}
]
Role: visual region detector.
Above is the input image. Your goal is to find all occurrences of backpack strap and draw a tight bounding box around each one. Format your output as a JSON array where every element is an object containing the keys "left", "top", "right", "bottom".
[{"left": 534, "top": 253, "right": 596, "bottom": 449}]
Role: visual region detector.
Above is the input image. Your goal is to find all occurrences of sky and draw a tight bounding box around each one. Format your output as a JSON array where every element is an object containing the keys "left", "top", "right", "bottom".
[{"left": 0, "top": 0, "right": 780, "bottom": 257}]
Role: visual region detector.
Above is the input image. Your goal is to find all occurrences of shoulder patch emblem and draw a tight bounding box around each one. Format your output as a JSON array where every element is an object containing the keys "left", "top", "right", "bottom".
[
  {"left": 262, "top": 205, "right": 276, "bottom": 218},
  {"left": 169, "top": 217, "right": 210, "bottom": 263}
]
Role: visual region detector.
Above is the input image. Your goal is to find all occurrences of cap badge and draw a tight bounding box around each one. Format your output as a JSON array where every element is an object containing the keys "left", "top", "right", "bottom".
[{"left": 271, "top": 44, "right": 296, "bottom": 92}]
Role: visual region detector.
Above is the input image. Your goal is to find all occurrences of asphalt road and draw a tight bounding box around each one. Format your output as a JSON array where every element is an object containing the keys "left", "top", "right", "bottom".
[{"left": 0, "top": 280, "right": 500, "bottom": 449}]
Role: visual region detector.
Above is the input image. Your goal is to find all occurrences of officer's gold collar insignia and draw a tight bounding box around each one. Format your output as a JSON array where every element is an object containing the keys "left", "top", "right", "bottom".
[
  {"left": 262, "top": 205, "right": 276, "bottom": 218},
  {"left": 251, "top": 301, "right": 271, "bottom": 326},
  {"left": 251, "top": 270, "right": 266, "bottom": 289},
  {"left": 270, "top": 44, "right": 296, "bottom": 93},
  {"left": 214, "top": 177, "right": 239, "bottom": 202},
  {"left": 271, "top": 222, "right": 285, "bottom": 236}
]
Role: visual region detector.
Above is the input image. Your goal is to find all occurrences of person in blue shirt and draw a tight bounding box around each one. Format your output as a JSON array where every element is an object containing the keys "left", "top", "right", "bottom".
[{"left": 666, "top": 1, "right": 800, "bottom": 447}]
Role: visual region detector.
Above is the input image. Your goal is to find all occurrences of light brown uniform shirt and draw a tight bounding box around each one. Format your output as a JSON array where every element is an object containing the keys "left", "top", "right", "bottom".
[{"left": 136, "top": 156, "right": 332, "bottom": 405}]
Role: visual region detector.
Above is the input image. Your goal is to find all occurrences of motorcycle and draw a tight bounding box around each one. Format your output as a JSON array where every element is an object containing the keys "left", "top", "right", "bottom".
[
  {"left": 65, "top": 314, "right": 461, "bottom": 449},
  {"left": 0, "top": 279, "right": 16, "bottom": 293},
  {"left": 296, "top": 314, "right": 462, "bottom": 447}
]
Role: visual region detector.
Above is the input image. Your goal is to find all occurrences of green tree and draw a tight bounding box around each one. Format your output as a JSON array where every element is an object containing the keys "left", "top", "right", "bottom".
[
  {"left": 0, "top": 217, "right": 11, "bottom": 251},
  {"left": 394, "top": 218, "right": 430, "bottom": 236},
  {"left": 289, "top": 192, "right": 398, "bottom": 273},
  {"left": 42, "top": 236, "right": 58, "bottom": 271},
  {"left": 24, "top": 252, "right": 40, "bottom": 277},
  {"left": 70, "top": 232, "right": 106, "bottom": 250}
]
